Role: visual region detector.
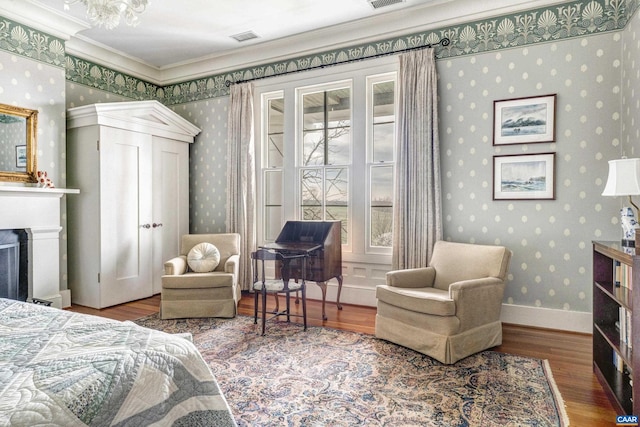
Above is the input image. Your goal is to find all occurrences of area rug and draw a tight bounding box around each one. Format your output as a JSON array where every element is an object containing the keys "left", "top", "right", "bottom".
[{"left": 134, "top": 314, "right": 569, "bottom": 427}]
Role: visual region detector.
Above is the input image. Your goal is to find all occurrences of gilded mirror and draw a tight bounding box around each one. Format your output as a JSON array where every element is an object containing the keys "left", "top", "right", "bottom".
[{"left": 0, "top": 103, "right": 37, "bottom": 183}]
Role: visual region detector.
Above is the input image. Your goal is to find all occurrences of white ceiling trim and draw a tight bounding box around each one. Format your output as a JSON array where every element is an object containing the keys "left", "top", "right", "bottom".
[{"left": 4, "top": 0, "right": 567, "bottom": 86}]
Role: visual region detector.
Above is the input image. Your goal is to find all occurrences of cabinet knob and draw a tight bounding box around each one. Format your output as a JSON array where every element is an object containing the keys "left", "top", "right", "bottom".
[
  {"left": 153, "top": 223, "right": 163, "bottom": 228},
  {"left": 141, "top": 224, "right": 151, "bottom": 229}
]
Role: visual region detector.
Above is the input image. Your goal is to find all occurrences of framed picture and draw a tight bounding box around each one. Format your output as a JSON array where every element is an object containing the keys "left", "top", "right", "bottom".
[
  {"left": 493, "top": 152, "right": 555, "bottom": 200},
  {"left": 493, "top": 94, "right": 556, "bottom": 145},
  {"left": 15, "top": 145, "right": 26, "bottom": 168}
]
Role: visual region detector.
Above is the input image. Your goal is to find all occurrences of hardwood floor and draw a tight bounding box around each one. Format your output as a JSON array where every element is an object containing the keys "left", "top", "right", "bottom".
[{"left": 69, "top": 293, "right": 617, "bottom": 426}]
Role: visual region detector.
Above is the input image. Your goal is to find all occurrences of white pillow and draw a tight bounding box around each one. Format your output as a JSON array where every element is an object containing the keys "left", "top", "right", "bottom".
[{"left": 187, "top": 242, "right": 220, "bottom": 273}]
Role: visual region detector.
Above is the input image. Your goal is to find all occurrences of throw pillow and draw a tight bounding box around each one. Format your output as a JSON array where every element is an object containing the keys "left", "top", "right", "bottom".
[{"left": 187, "top": 242, "right": 220, "bottom": 273}]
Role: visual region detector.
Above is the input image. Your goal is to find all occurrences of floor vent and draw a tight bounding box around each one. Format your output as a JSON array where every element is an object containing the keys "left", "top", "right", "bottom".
[
  {"left": 231, "top": 31, "right": 260, "bottom": 42},
  {"left": 368, "top": 0, "right": 405, "bottom": 9}
]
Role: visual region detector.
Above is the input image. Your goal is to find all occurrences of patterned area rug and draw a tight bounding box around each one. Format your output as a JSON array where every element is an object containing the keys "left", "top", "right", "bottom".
[{"left": 134, "top": 314, "right": 569, "bottom": 427}]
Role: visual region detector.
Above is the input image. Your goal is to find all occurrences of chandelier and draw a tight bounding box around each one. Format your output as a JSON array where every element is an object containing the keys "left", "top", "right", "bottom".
[{"left": 64, "top": 0, "right": 149, "bottom": 30}]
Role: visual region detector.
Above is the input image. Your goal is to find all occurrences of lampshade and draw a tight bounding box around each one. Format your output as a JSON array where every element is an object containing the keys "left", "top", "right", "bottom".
[{"left": 602, "top": 158, "right": 640, "bottom": 196}]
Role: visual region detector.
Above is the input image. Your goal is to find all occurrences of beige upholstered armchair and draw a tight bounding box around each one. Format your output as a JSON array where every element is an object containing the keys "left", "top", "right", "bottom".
[
  {"left": 161, "top": 233, "right": 241, "bottom": 319},
  {"left": 375, "top": 240, "right": 511, "bottom": 364}
]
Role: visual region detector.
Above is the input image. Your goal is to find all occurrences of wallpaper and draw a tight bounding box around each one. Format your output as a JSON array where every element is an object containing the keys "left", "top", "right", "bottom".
[
  {"left": 0, "top": 0, "right": 638, "bottom": 316},
  {"left": 439, "top": 33, "right": 622, "bottom": 311},
  {"left": 0, "top": 50, "right": 68, "bottom": 288}
]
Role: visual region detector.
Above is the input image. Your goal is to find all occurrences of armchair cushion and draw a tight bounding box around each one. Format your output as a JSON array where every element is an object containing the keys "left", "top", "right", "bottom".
[
  {"left": 187, "top": 242, "right": 220, "bottom": 272},
  {"left": 376, "top": 286, "right": 454, "bottom": 316}
]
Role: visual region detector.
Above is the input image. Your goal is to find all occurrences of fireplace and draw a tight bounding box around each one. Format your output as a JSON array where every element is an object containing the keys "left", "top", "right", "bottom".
[
  {"left": 0, "top": 186, "right": 79, "bottom": 308},
  {"left": 0, "top": 229, "right": 28, "bottom": 301}
]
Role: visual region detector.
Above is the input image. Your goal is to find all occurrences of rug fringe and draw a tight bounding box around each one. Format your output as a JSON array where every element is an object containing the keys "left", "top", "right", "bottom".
[{"left": 542, "top": 359, "right": 571, "bottom": 426}]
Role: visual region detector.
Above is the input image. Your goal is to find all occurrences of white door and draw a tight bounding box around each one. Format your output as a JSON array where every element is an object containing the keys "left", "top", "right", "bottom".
[
  {"left": 152, "top": 136, "right": 189, "bottom": 294},
  {"left": 99, "top": 126, "right": 153, "bottom": 307}
]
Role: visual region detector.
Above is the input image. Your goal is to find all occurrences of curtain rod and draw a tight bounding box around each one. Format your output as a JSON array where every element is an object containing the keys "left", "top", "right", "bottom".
[{"left": 225, "top": 37, "right": 450, "bottom": 87}]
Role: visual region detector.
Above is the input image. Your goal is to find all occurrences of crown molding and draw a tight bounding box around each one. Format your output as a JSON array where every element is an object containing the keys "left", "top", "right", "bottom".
[{"left": 0, "top": 0, "right": 88, "bottom": 40}]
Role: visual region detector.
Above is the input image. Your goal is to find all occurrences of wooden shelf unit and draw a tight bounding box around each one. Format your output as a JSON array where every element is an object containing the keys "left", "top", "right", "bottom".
[{"left": 593, "top": 240, "right": 640, "bottom": 415}]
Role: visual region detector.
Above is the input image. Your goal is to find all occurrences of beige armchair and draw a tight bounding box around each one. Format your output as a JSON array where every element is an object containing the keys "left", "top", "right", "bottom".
[
  {"left": 161, "top": 233, "right": 241, "bottom": 319},
  {"left": 375, "top": 240, "right": 511, "bottom": 364}
]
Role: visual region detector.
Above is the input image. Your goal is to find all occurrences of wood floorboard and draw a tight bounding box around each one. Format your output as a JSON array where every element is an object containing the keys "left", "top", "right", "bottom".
[{"left": 68, "top": 293, "right": 618, "bottom": 426}]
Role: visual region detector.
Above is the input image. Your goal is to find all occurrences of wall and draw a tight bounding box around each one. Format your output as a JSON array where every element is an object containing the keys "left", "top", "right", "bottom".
[
  {"left": 1, "top": 1, "right": 638, "bottom": 329},
  {"left": 439, "top": 32, "right": 623, "bottom": 329},
  {"left": 0, "top": 47, "right": 68, "bottom": 290}
]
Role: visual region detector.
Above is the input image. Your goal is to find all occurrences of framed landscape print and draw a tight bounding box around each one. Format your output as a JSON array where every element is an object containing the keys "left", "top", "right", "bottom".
[
  {"left": 493, "top": 152, "right": 555, "bottom": 200},
  {"left": 493, "top": 94, "right": 556, "bottom": 145}
]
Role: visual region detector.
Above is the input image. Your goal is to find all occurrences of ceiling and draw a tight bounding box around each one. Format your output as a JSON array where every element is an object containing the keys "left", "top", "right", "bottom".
[{"left": 3, "top": 0, "right": 562, "bottom": 83}]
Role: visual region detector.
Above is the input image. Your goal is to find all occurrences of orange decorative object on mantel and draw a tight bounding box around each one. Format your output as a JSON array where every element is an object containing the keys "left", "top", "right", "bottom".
[{"left": 37, "top": 170, "right": 55, "bottom": 188}]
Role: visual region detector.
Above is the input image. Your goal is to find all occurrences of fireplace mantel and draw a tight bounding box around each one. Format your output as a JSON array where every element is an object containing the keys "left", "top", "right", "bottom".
[{"left": 0, "top": 185, "right": 79, "bottom": 308}]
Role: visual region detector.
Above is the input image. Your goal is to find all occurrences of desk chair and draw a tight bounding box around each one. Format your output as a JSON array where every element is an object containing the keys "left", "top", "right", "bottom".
[{"left": 252, "top": 248, "right": 308, "bottom": 335}]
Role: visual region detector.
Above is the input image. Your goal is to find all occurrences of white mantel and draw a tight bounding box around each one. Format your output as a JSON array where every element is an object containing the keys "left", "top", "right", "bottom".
[{"left": 0, "top": 186, "right": 79, "bottom": 308}]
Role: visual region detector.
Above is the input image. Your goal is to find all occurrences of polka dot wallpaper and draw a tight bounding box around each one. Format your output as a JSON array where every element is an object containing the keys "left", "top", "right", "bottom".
[
  {"left": 0, "top": 50, "right": 68, "bottom": 288},
  {"left": 439, "top": 32, "right": 625, "bottom": 312},
  {"left": 170, "top": 100, "right": 230, "bottom": 234}
]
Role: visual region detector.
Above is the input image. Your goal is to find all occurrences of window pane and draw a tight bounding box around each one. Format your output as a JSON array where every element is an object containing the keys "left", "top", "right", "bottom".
[
  {"left": 302, "top": 92, "right": 325, "bottom": 130},
  {"left": 371, "top": 165, "right": 393, "bottom": 247},
  {"left": 267, "top": 133, "right": 283, "bottom": 167},
  {"left": 372, "top": 122, "right": 394, "bottom": 163},
  {"left": 268, "top": 98, "right": 284, "bottom": 133},
  {"left": 300, "top": 168, "right": 322, "bottom": 207},
  {"left": 327, "top": 126, "right": 350, "bottom": 165},
  {"left": 327, "top": 88, "right": 351, "bottom": 127},
  {"left": 372, "top": 80, "right": 394, "bottom": 163},
  {"left": 264, "top": 170, "right": 282, "bottom": 241},
  {"left": 326, "top": 168, "right": 348, "bottom": 243},
  {"left": 302, "top": 130, "right": 325, "bottom": 166}
]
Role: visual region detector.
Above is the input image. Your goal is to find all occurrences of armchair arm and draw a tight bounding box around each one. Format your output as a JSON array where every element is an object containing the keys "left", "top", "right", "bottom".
[
  {"left": 449, "top": 277, "right": 505, "bottom": 331},
  {"left": 386, "top": 267, "right": 436, "bottom": 288},
  {"left": 224, "top": 254, "right": 240, "bottom": 279},
  {"left": 164, "top": 255, "right": 188, "bottom": 276}
]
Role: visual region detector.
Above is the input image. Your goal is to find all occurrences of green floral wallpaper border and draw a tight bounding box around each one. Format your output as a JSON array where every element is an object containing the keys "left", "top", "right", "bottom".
[{"left": 0, "top": 0, "right": 637, "bottom": 104}]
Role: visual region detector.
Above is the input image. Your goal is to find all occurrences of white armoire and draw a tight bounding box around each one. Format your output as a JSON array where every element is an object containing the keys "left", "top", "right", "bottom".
[{"left": 66, "top": 101, "right": 200, "bottom": 308}]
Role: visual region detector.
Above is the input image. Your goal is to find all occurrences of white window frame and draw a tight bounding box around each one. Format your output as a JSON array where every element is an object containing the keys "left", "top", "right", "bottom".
[{"left": 366, "top": 72, "right": 397, "bottom": 254}]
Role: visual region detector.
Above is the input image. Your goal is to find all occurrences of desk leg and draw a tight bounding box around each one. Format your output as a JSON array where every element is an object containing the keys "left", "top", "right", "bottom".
[
  {"left": 315, "top": 281, "right": 328, "bottom": 321},
  {"left": 336, "top": 275, "right": 343, "bottom": 311}
]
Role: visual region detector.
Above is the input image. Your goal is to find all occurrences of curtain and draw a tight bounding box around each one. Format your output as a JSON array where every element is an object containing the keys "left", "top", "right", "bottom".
[
  {"left": 392, "top": 48, "right": 442, "bottom": 270},
  {"left": 226, "top": 82, "right": 256, "bottom": 290}
]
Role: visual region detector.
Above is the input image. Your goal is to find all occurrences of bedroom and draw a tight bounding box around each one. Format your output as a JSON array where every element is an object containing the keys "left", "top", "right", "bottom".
[{"left": 0, "top": 0, "right": 637, "bottom": 425}]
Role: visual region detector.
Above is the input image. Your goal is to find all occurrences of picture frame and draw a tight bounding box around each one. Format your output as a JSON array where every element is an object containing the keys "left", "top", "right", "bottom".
[
  {"left": 493, "top": 152, "right": 555, "bottom": 200},
  {"left": 15, "top": 145, "right": 27, "bottom": 168},
  {"left": 493, "top": 94, "right": 556, "bottom": 145}
]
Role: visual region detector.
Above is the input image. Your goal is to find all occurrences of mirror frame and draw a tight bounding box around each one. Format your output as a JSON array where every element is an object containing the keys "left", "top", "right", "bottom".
[{"left": 0, "top": 103, "right": 38, "bottom": 183}]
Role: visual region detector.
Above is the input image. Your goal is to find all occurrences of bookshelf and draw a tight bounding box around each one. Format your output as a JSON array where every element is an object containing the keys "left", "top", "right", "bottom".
[{"left": 593, "top": 241, "right": 640, "bottom": 415}]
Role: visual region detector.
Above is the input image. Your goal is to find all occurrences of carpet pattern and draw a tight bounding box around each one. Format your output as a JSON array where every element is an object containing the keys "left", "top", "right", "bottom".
[{"left": 134, "top": 314, "right": 569, "bottom": 427}]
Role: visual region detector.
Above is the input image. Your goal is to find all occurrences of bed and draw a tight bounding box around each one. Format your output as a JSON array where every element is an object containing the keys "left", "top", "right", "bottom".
[{"left": 0, "top": 298, "right": 237, "bottom": 426}]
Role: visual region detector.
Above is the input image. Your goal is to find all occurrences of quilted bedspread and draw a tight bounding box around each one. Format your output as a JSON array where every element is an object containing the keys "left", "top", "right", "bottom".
[{"left": 0, "top": 298, "right": 237, "bottom": 426}]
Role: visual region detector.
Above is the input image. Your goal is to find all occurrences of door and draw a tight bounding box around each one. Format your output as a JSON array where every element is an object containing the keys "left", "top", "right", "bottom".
[
  {"left": 152, "top": 136, "right": 190, "bottom": 294},
  {"left": 99, "top": 126, "right": 153, "bottom": 307}
]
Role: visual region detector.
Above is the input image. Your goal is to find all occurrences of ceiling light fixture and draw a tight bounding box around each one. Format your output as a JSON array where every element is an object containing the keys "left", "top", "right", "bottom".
[{"left": 64, "top": 0, "right": 149, "bottom": 30}]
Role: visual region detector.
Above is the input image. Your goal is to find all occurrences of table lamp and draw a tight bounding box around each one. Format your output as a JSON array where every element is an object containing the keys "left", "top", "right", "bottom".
[{"left": 602, "top": 157, "right": 640, "bottom": 247}]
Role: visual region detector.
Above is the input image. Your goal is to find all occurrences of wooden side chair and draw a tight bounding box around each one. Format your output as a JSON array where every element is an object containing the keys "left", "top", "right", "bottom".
[{"left": 251, "top": 248, "right": 308, "bottom": 335}]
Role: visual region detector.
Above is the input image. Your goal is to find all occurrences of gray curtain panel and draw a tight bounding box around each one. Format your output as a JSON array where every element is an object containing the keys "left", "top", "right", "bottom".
[
  {"left": 392, "top": 48, "right": 442, "bottom": 270},
  {"left": 226, "top": 82, "right": 256, "bottom": 290}
]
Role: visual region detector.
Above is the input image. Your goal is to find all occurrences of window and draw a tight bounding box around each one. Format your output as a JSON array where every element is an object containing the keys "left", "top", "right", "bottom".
[
  {"left": 261, "top": 92, "right": 284, "bottom": 242},
  {"left": 258, "top": 70, "right": 397, "bottom": 258},
  {"left": 298, "top": 83, "right": 352, "bottom": 244},
  {"left": 368, "top": 76, "right": 396, "bottom": 250}
]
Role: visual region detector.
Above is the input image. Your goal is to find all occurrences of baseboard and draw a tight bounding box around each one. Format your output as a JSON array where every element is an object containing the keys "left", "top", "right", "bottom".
[
  {"left": 60, "top": 289, "right": 71, "bottom": 308},
  {"left": 500, "top": 303, "right": 592, "bottom": 333},
  {"left": 305, "top": 283, "right": 592, "bottom": 333}
]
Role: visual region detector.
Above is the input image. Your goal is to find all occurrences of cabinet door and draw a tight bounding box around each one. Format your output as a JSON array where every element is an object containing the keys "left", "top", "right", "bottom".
[
  {"left": 152, "top": 136, "right": 189, "bottom": 294},
  {"left": 99, "top": 126, "right": 153, "bottom": 307}
]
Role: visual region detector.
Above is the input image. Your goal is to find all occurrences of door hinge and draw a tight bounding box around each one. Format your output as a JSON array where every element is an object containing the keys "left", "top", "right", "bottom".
[
  {"left": 97, "top": 140, "right": 100, "bottom": 151},
  {"left": 98, "top": 273, "right": 100, "bottom": 283}
]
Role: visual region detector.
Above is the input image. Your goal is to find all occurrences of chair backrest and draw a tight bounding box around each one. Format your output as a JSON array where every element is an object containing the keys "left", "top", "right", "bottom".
[
  {"left": 251, "top": 248, "right": 308, "bottom": 284},
  {"left": 429, "top": 241, "right": 511, "bottom": 291},
  {"left": 180, "top": 233, "right": 241, "bottom": 272}
]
